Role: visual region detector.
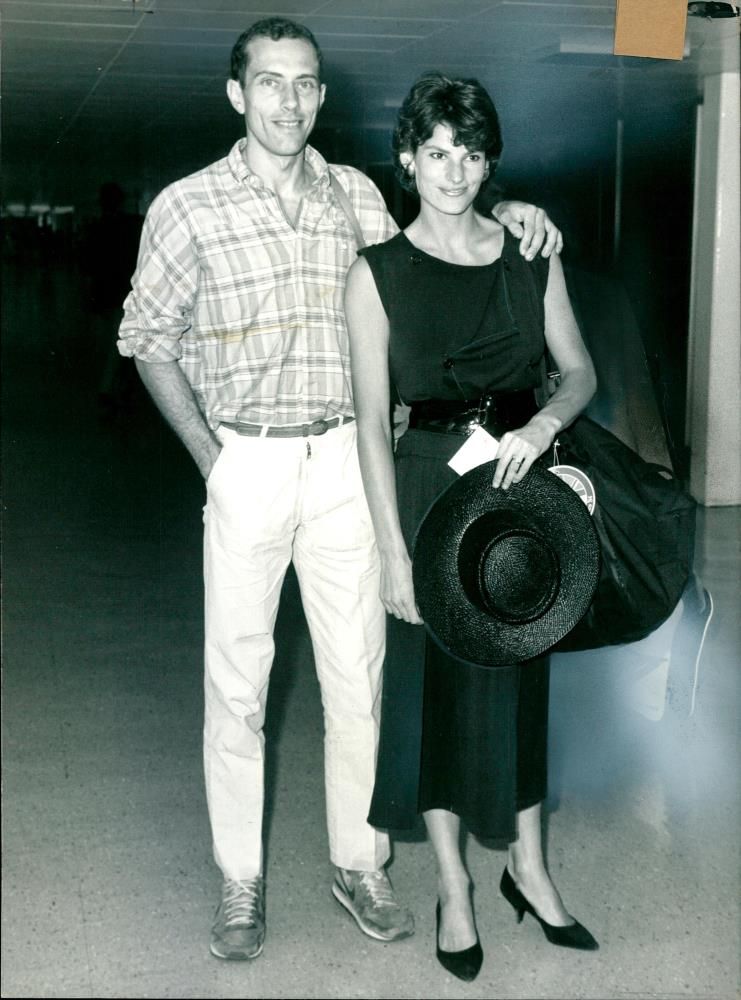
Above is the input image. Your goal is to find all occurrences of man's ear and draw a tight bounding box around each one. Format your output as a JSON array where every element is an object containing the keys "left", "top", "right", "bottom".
[{"left": 226, "top": 78, "right": 245, "bottom": 115}]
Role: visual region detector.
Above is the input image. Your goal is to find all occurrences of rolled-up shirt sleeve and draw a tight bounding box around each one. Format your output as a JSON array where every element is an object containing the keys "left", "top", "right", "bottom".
[{"left": 117, "top": 187, "right": 198, "bottom": 362}]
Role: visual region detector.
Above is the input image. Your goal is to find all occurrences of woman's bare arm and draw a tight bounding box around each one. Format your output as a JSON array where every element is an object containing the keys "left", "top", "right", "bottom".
[
  {"left": 493, "top": 253, "right": 596, "bottom": 489},
  {"left": 345, "top": 256, "right": 422, "bottom": 624}
]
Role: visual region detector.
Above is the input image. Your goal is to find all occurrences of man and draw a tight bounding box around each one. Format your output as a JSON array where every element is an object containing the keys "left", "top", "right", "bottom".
[{"left": 118, "top": 16, "right": 562, "bottom": 961}]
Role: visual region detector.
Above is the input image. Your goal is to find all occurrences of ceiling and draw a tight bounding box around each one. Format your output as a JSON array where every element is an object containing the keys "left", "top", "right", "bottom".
[{"left": 2, "top": 0, "right": 738, "bottom": 211}]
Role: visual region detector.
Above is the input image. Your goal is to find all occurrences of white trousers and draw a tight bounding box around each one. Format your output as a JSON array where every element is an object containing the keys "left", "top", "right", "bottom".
[{"left": 203, "top": 421, "right": 390, "bottom": 880}]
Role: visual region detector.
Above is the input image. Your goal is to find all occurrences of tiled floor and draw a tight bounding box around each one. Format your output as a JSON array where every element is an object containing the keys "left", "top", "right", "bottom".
[{"left": 2, "top": 259, "right": 739, "bottom": 999}]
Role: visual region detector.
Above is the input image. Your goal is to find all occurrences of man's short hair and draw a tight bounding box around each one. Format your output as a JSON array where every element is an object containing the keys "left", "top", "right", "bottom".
[
  {"left": 230, "top": 17, "right": 324, "bottom": 87},
  {"left": 393, "top": 72, "right": 503, "bottom": 194}
]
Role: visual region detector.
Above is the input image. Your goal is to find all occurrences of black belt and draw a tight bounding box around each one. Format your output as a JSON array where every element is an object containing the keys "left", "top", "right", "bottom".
[
  {"left": 407, "top": 389, "right": 538, "bottom": 437},
  {"left": 220, "top": 415, "right": 354, "bottom": 438}
]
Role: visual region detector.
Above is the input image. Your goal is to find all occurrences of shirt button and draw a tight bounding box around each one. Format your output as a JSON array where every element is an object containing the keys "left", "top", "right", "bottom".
[{"left": 443, "top": 358, "right": 455, "bottom": 369}]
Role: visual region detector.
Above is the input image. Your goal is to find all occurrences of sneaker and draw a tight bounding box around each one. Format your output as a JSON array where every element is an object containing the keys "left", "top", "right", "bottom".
[
  {"left": 332, "top": 867, "right": 415, "bottom": 942},
  {"left": 210, "top": 875, "right": 265, "bottom": 960}
]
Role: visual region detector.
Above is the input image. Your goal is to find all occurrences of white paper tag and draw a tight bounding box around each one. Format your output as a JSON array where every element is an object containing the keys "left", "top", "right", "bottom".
[{"left": 447, "top": 425, "right": 500, "bottom": 476}]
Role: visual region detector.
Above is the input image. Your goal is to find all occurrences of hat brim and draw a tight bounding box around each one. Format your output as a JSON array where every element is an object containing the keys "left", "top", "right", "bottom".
[{"left": 412, "top": 461, "right": 600, "bottom": 667}]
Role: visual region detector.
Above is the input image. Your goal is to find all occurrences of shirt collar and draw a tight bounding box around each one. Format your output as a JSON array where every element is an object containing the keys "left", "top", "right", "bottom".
[{"left": 226, "top": 139, "right": 332, "bottom": 199}]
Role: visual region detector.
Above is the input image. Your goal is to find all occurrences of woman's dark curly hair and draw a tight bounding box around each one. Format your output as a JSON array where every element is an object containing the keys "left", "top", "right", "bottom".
[{"left": 393, "top": 72, "right": 503, "bottom": 195}]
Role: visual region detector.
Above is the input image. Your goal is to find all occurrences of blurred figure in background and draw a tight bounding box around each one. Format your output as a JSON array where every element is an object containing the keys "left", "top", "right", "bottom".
[{"left": 80, "top": 181, "right": 143, "bottom": 417}]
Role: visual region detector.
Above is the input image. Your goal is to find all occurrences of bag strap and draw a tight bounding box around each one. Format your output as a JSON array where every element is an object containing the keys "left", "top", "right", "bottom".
[
  {"left": 329, "top": 172, "right": 406, "bottom": 418},
  {"left": 329, "top": 169, "right": 366, "bottom": 250},
  {"left": 535, "top": 353, "right": 561, "bottom": 409}
]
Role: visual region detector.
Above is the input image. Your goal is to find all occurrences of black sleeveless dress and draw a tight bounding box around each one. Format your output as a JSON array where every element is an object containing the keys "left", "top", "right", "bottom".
[{"left": 360, "top": 230, "right": 551, "bottom": 841}]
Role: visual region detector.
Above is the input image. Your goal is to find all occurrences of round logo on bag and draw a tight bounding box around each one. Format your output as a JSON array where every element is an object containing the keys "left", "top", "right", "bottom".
[{"left": 548, "top": 464, "right": 596, "bottom": 515}]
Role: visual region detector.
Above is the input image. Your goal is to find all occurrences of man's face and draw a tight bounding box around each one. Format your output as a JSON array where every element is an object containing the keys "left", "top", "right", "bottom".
[{"left": 227, "top": 36, "right": 325, "bottom": 158}]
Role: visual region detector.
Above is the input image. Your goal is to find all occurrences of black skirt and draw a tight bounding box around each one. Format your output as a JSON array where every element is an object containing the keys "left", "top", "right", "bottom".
[{"left": 368, "top": 429, "right": 549, "bottom": 841}]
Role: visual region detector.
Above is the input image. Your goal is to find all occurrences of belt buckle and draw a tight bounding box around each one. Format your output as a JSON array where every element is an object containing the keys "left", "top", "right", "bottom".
[
  {"left": 309, "top": 419, "right": 329, "bottom": 436},
  {"left": 478, "top": 394, "right": 493, "bottom": 424},
  {"left": 446, "top": 411, "right": 481, "bottom": 436}
]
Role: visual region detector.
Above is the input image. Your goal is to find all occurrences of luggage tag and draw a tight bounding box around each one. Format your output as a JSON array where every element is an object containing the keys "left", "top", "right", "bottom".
[
  {"left": 547, "top": 439, "right": 597, "bottom": 514},
  {"left": 447, "top": 425, "right": 500, "bottom": 475}
]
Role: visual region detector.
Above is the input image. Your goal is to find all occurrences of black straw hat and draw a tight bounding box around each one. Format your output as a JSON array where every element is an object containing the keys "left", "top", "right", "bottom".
[{"left": 412, "top": 461, "right": 600, "bottom": 667}]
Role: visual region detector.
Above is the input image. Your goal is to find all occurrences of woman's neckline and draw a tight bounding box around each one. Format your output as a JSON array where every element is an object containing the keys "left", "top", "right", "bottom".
[{"left": 399, "top": 229, "right": 505, "bottom": 269}]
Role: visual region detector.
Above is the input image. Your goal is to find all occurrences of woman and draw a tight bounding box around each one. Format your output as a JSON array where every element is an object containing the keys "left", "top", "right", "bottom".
[{"left": 344, "top": 73, "right": 598, "bottom": 981}]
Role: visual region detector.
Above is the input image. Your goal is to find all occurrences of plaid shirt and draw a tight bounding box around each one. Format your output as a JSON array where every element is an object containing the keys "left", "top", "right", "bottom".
[{"left": 118, "top": 141, "right": 397, "bottom": 429}]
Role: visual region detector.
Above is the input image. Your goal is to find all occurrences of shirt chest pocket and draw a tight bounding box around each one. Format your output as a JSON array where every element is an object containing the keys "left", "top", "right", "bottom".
[
  {"left": 193, "top": 228, "right": 295, "bottom": 332},
  {"left": 196, "top": 225, "right": 297, "bottom": 283},
  {"left": 305, "top": 206, "right": 359, "bottom": 262}
]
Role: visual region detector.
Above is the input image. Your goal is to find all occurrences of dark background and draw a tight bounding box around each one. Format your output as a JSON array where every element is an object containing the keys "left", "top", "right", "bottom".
[{"left": 4, "top": 1, "right": 737, "bottom": 476}]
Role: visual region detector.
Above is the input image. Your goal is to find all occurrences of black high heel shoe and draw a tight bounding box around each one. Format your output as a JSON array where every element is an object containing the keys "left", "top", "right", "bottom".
[
  {"left": 499, "top": 867, "right": 598, "bottom": 951},
  {"left": 435, "top": 901, "right": 484, "bottom": 982}
]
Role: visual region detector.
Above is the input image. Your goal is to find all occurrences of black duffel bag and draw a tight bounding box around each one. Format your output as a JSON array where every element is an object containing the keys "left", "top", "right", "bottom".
[{"left": 547, "top": 415, "right": 697, "bottom": 651}]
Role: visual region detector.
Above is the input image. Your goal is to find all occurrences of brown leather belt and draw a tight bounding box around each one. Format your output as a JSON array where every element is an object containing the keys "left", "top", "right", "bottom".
[{"left": 220, "top": 415, "right": 354, "bottom": 438}]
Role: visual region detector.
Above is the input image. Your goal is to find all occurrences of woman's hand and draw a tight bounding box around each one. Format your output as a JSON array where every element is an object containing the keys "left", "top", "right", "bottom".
[
  {"left": 379, "top": 551, "right": 424, "bottom": 625},
  {"left": 492, "top": 412, "right": 561, "bottom": 490}
]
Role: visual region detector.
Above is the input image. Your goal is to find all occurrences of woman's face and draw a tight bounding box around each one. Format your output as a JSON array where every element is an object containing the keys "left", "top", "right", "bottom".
[{"left": 404, "top": 122, "right": 487, "bottom": 216}]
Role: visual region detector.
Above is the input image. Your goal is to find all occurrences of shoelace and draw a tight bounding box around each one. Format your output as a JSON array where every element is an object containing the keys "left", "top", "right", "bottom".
[
  {"left": 356, "top": 871, "right": 395, "bottom": 909},
  {"left": 222, "top": 878, "right": 262, "bottom": 927}
]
